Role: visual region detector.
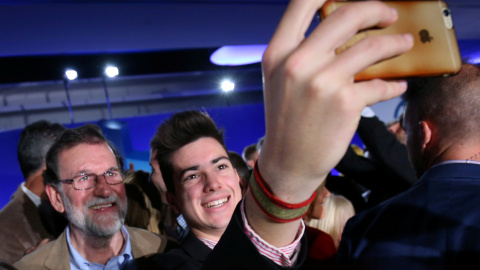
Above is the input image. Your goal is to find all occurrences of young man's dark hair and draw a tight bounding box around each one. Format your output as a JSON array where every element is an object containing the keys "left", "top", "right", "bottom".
[
  {"left": 149, "top": 110, "right": 227, "bottom": 195},
  {"left": 43, "top": 123, "right": 123, "bottom": 187},
  {"left": 17, "top": 120, "right": 66, "bottom": 179}
]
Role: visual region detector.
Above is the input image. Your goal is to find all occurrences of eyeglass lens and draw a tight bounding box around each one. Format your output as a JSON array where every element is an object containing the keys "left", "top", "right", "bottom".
[{"left": 72, "top": 169, "right": 124, "bottom": 190}]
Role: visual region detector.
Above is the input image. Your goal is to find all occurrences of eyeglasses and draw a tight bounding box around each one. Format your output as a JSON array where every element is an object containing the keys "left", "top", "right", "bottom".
[{"left": 59, "top": 168, "right": 125, "bottom": 190}]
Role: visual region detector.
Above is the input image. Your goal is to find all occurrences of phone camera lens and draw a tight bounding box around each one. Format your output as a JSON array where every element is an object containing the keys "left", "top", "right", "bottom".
[{"left": 443, "top": 9, "right": 451, "bottom": 17}]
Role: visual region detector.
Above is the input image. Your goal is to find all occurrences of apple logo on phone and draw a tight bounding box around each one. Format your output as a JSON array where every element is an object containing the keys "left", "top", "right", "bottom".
[{"left": 419, "top": 30, "right": 433, "bottom": 43}]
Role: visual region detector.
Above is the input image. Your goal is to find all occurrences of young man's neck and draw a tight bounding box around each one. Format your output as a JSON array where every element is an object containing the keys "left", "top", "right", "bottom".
[
  {"left": 191, "top": 227, "right": 226, "bottom": 243},
  {"left": 69, "top": 226, "right": 125, "bottom": 265}
]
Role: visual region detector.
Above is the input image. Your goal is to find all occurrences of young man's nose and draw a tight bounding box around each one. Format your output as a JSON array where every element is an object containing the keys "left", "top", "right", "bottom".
[{"left": 203, "top": 174, "right": 222, "bottom": 192}]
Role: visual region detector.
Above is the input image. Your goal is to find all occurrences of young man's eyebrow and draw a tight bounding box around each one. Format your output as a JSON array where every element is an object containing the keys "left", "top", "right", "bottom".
[
  {"left": 211, "top": 156, "right": 229, "bottom": 164},
  {"left": 178, "top": 165, "right": 200, "bottom": 179},
  {"left": 177, "top": 156, "right": 229, "bottom": 179}
]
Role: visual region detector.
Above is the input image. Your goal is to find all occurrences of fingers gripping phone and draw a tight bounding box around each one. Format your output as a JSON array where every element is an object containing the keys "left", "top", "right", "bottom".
[{"left": 320, "top": 0, "right": 462, "bottom": 81}]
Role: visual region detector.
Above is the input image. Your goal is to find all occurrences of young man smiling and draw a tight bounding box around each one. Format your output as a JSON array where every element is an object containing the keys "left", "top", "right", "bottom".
[{"left": 149, "top": 110, "right": 243, "bottom": 269}]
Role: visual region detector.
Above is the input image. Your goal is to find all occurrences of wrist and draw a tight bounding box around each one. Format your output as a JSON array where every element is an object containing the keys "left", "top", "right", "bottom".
[{"left": 249, "top": 162, "right": 316, "bottom": 223}]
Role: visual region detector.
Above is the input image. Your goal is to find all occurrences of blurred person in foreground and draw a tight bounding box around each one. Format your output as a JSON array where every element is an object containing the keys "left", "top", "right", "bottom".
[{"left": 338, "top": 64, "right": 480, "bottom": 269}]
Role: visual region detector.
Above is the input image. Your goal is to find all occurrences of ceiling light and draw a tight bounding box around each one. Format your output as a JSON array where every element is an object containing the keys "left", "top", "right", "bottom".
[
  {"left": 221, "top": 79, "right": 235, "bottom": 92},
  {"left": 105, "top": 66, "right": 119, "bottom": 78},
  {"left": 65, "top": 69, "right": 78, "bottom": 80}
]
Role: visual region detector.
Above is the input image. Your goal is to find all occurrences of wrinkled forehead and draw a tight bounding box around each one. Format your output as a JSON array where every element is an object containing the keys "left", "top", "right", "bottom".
[{"left": 58, "top": 142, "right": 118, "bottom": 176}]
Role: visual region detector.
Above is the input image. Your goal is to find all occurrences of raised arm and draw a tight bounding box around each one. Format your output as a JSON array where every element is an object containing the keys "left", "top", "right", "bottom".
[
  {"left": 356, "top": 115, "right": 416, "bottom": 185},
  {"left": 244, "top": 0, "right": 413, "bottom": 247}
]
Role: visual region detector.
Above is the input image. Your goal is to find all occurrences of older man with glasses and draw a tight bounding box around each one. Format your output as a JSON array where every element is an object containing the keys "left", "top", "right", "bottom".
[{"left": 14, "top": 124, "right": 174, "bottom": 270}]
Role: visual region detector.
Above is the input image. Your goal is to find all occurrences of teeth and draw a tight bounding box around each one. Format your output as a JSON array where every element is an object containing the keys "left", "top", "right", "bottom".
[
  {"left": 203, "top": 198, "right": 228, "bottom": 208},
  {"left": 90, "top": 203, "right": 113, "bottom": 210}
]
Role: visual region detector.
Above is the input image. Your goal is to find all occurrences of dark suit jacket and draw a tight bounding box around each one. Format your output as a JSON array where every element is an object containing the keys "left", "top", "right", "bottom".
[
  {"left": 0, "top": 186, "right": 54, "bottom": 264},
  {"left": 336, "top": 116, "right": 416, "bottom": 207},
  {"left": 337, "top": 163, "right": 480, "bottom": 269},
  {"left": 151, "top": 201, "right": 308, "bottom": 269},
  {"left": 202, "top": 202, "right": 307, "bottom": 270},
  {"left": 152, "top": 231, "right": 210, "bottom": 270},
  {"left": 14, "top": 226, "right": 170, "bottom": 270}
]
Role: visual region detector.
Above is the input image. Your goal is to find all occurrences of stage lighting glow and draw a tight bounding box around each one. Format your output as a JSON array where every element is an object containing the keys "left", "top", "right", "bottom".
[
  {"left": 65, "top": 69, "right": 78, "bottom": 80},
  {"left": 221, "top": 80, "right": 235, "bottom": 92},
  {"left": 469, "top": 56, "right": 480, "bottom": 64},
  {"left": 105, "top": 66, "right": 119, "bottom": 78},
  {"left": 210, "top": 45, "right": 267, "bottom": 66},
  {"left": 102, "top": 119, "right": 123, "bottom": 130}
]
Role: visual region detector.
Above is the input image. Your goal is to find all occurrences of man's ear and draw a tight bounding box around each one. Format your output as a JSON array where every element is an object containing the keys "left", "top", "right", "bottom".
[
  {"left": 45, "top": 185, "right": 65, "bottom": 213},
  {"left": 420, "top": 121, "right": 432, "bottom": 149},
  {"left": 166, "top": 191, "right": 180, "bottom": 214},
  {"left": 234, "top": 169, "right": 240, "bottom": 182},
  {"left": 234, "top": 169, "right": 243, "bottom": 188}
]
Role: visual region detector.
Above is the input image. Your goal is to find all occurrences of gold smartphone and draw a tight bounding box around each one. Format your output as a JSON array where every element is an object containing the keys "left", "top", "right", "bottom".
[{"left": 320, "top": 1, "right": 462, "bottom": 81}]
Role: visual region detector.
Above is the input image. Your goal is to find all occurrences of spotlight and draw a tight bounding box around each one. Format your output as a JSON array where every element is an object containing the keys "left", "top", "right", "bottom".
[
  {"left": 63, "top": 69, "right": 76, "bottom": 123},
  {"left": 221, "top": 79, "right": 235, "bottom": 92},
  {"left": 105, "top": 66, "right": 119, "bottom": 78},
  {"left": 65, "top": 69, "right": 78, "bottom": 81}
]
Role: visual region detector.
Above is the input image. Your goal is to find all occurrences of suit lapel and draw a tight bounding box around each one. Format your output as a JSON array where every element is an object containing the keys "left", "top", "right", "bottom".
[
  {"left": 44, "top": 229, "right": 71, "bottom": 270},
  {"left": 181, "top": 232, "right": 212, "bottom": 264}
]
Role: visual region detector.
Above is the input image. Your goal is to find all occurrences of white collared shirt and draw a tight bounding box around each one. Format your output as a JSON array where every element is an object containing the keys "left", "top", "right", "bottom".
[{"left": 21, "top": 182, "right": 41, "bottom": 207}]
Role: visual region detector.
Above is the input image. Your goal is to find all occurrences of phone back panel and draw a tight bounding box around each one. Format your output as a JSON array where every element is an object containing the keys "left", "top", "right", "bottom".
[{"left": 321, "top": 1, "right": 462, "bottom": 81}]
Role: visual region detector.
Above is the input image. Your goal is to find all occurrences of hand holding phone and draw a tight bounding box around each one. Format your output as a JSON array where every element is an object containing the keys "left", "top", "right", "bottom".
[{"left": 321, "top": 0, "right": 462, "bottom": 81}]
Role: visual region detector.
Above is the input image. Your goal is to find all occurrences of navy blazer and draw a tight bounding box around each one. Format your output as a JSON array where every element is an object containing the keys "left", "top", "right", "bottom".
[
  {"left": 151, "top": 202, "right": 307, "bottom": 270},
  {"left": 203, "top": 202, "right": 307, "bottom": 270},
  {"left": 152, "top": 231, "right": 210, "bottom": 270},
  {"left": 338, "top": 163, "right": 480, "bottom": 269}
]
